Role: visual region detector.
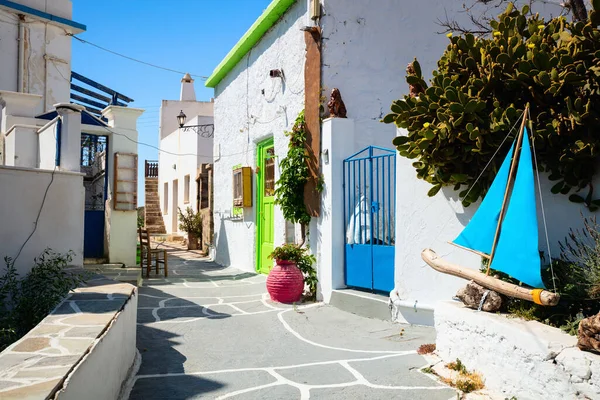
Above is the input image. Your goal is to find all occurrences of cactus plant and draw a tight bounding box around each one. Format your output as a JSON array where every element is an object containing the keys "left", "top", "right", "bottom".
[{"left": 384, "top": 3, "right": 600, "bottom": 210}]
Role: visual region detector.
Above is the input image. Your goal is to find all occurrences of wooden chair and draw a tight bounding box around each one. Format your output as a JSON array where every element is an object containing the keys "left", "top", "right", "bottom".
[{"left": 138, "top": 228, "right": 168, "bottom": 278}]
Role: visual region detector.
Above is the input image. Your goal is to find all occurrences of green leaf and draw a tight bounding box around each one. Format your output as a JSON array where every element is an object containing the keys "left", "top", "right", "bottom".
[
  {"left": 392, "top": 136, "right": 410, "bottom": 146},
  {"left": 412, "top": 59, "right": 422, "bottom": 78},
  {"left": 551, "top": 181, "right": 564, "bottom": 194},
  {"left": 427, "top": 184, "right": 442, "bottom": 197},
  {"left": 451, "top": 174, "right": 468, "bottom": 183},
  {"left": 569, "top": 194, "right": 585, "bottom": 203},
  {"left": 382, "top": 113, "right": 396, "bottom": 124},
  {"left": 449, "top": 103, "right": 464, "bottom": 113},
  {"left": 464, "top": 100, "right": 478, "bottom": 113}
]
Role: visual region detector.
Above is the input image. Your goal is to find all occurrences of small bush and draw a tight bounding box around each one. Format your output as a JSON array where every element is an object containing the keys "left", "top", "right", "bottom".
[
  {"left": 441, "top": 358, "right": 485, "bottom": 394},
  {"left": 178, "top": 207, "right": 202, "bottom": 237},
  {"left": 455, "top": 372, "right": 485, "bottom": 393},
  {"left": 446, "top": 358, "right": 468, "bottom": 374},
  {"left": 417, "top": 343, "right": 436, "bottom": 355},
  {"left": 497, "top": 216, "right": 600, "bottom": 335},
  {"left": 0, "top": 249, "right": 86, "bottom": 351}
]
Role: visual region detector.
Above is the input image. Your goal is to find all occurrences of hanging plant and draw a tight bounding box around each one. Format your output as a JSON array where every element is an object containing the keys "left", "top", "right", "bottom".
[
  {"left": 274, "top": 110, "right": 312, "bottom": 226},
  {"left": 383, "top": 3, "right": 600, "bottom": 209}
]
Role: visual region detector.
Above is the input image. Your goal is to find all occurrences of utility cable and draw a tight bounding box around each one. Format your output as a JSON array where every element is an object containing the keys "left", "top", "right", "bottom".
[
  {"left": 68, "top": 34, "right": 209, "bottom": 80},
  {"left": 11, "top": 123, "right": 60, "bottom": 265}
]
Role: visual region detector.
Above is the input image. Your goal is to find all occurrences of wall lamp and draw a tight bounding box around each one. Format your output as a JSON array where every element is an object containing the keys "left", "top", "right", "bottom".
[{"left": 177, "top": 110, "right": 215, "bottom": 138}]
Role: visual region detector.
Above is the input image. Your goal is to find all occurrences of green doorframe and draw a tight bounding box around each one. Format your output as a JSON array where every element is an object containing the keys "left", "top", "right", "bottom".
[{"left": 256, "top": 138, "right": 275, "bottom": 274}]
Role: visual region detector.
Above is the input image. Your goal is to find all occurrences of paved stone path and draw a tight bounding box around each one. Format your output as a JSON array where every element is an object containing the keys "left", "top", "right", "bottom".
[{"left": 128, "top": 246, "right": 455, "bottom": 399}]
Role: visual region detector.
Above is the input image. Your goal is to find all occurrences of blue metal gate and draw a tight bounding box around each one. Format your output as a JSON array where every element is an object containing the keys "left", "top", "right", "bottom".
[
  {"left": 343, "top": 146, "right": 396, "bottom": 293},
  {"left": 82, "top": 134, "right": 108, "bottom": 259}
]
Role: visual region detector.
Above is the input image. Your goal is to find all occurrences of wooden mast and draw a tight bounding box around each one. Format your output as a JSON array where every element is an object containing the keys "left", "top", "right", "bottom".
[{"left": 486, "top": 105, "right": 529, "bottom": 275}]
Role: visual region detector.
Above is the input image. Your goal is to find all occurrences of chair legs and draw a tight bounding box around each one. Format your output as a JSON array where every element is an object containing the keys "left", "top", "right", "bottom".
[
  {"left": 164, "top": 253, "right": 168, "bottom": 278},
  {"left": 146, "top": 251, "right": 151, "bottom": 278},
  {"left": 143, "top": 249, "right": 168, "bottom": 278}
]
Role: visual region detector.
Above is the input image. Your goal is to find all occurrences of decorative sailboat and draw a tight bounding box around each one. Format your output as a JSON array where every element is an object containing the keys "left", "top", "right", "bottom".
[{"left": 422, "top": 106, "right": 560, "bottom": 306}]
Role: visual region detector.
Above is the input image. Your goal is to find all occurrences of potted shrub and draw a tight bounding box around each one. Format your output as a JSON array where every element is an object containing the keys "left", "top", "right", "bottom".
[
  {"left": 178, "top": 207, "right": 202, "bottom": 250},
  {"left": 266, "top": 243, "right": 306, "bottom": 303}
]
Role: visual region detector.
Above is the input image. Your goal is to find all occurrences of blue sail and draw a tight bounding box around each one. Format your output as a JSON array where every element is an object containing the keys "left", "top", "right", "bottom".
[
  {"left": 452, "top": 142, "right": 516, "bottom": 255},
  {"left": 490, "top": 129, "right": 545, "bottom": 288}
]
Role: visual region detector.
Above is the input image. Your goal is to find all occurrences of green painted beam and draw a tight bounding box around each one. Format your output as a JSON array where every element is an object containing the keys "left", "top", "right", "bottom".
[{"left": 205, "top": 0, "right": 296, "bottom": 88}]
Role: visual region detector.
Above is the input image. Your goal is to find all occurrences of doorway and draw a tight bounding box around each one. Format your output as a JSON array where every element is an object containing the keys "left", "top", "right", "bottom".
[
  {"left": 82, "top": 133, "right": 108, "bottom": 259},
  {"left": 256, "top": 139, "right": 275, "bottom": 274},
  {"left": 172, "top": 179, "right": 179, "bottom": 233}
]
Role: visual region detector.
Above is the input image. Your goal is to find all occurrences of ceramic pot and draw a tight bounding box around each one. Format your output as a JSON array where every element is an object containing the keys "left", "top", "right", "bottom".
[
  {"left": 187, "top": 233, "right": 199, "bottom": 250},
  {"left": 266, "top": 260, "right": 304, "bottom": 303}
]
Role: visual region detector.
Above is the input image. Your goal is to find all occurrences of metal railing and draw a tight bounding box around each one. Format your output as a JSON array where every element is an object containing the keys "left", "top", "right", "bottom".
[{"left": 145, "top": 160, "right": 158, "bottom": 178}]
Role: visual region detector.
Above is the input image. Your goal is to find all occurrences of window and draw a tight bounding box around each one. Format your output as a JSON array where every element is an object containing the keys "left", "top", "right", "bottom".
[
  {"left": 184, "top": 175, "right": 190, "bottom": 203},
  {"left": 199, "top": 174, "right": 209, "bottom": 210},
  {"left": 233, "top": 167, "right": 252, "bottom": 207},
  {"left": 264, "top": 148, "right": 275, "bottom": 197},
  {"left": 163, "top": 182, "right": 169, "bottom": 214}
]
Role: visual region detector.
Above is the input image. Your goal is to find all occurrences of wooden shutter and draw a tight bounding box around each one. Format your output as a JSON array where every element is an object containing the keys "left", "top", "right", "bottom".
[{"left": 113, "top": 152, "right": 138, "bottom": 211}]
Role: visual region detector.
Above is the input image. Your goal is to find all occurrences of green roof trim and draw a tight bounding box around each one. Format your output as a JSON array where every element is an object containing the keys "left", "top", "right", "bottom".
[{"left": 205, "top": 0, "right": 296, "bottom": 88}]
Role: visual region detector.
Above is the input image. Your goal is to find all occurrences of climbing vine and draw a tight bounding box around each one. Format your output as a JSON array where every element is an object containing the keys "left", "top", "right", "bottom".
[
  {"left": 274, "top": 110, "right": 312, "bottom": 226},
  {"left": 383, "top": 3, "right": 600, "bottom": 209}
]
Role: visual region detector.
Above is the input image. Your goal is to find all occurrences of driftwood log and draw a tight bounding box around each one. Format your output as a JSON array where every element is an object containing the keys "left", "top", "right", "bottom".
[
  {"left": 422, "top": 249, "right": 560, "bottom": 306},
  {"left": 578, "top": 313, "right": 600, "bottom": 354},
  {"left": 456, "top": 281, "right": 504, "bottom": 312}
]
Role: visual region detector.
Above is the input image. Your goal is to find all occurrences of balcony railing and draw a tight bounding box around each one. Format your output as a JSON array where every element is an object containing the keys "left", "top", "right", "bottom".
[{"left": 145, "top": 160, "right": 158, "bottom": 178}]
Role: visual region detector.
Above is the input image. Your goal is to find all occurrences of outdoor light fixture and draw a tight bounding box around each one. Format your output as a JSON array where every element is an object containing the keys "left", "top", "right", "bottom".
[
  {"left": 176, "top": 110, "right": 215, "bottom": 138},
  {"left": 322, "top": 148, "right": 329, "bottom": 164},
  {"left": 177, "top": 110, "right": 187, "bottom": 128}
]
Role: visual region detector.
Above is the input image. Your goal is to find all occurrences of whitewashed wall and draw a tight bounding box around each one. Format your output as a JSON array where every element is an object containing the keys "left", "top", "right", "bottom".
[
  {"left": 0, "top": 4, "right": 72, "bottom": 112},
  {"left": 213, "top": 0, "right": 308, "bottom": 273},
  {"left": 159, "top": 100, "right": 214, "bottom": 140},
  {"left": 159, "top": 115, "right": 213, "bottom": 234},
  {"left": 391, "top": 2, "right": 596, "bottom": 308},
  {"left": 0, "top": 166, "right": 84, "bottom": 276}
]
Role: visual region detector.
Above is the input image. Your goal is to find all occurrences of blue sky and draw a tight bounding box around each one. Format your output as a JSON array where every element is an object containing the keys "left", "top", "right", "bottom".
[{"left": 72, "top": 0, "right": 272, "bottom": 205}]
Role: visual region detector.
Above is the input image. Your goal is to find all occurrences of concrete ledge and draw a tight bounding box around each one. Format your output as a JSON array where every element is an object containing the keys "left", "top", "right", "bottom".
[
  {"left": 330, "top": 289, "right": 392, "bottom": 321},
  {"left": 435, "top": 300, "right": 600, "bottom": 399},
  {"left": 0, "top": 276, "right": 137, "bottom": 400}
]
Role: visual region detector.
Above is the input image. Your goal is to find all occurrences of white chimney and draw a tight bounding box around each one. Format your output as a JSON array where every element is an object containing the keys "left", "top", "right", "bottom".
[{"left": 180, "top": 73, "right": 196, "bottom": 101}]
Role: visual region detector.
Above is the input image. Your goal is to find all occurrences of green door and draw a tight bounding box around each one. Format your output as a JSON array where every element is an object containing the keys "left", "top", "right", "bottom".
[{"left": 256, "top": 139, "right": 275, "bottom": 274}]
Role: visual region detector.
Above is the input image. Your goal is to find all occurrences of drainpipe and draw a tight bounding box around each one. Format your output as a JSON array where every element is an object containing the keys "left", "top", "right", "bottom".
[{"left": 17, "top": 15, "right": 25, "bottom": 92}]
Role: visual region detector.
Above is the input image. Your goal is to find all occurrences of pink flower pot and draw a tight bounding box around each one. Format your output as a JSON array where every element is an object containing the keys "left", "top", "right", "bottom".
[{"left": 266, "top": 260, "right": 304, "bottom": 303}]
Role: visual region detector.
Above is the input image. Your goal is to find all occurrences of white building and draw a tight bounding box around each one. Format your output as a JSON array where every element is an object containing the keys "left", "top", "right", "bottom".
[
  {"left": 158, "top": 74, "right": 214, "bottom": 236},
  {"left": 0, "top": 0, "right": 143, "bottom": 274},
  {"left": 206, "top": 0, "right": 588, "bottom": 323}
]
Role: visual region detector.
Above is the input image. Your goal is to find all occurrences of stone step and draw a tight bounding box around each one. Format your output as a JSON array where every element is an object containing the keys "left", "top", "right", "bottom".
[
  {"left": 329, "top": 289, "right": 393, "bottom": 322},
  {"left": 330, "top": 289, "right": 434, "bottom": 326}
]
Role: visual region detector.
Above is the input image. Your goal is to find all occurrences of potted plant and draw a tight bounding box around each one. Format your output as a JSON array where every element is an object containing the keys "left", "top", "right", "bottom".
[
  {"left": 178, "top": 207, "right": 202, "bottom": 250},
  {"left": 266, "top": 243, "right": 306, "bottom": 303}
]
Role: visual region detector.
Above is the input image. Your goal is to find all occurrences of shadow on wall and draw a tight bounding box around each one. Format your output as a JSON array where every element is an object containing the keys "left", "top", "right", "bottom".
[
  {"left": 215, "top": 217, "right": 231, "bottom": 267},
  {"left": 441, "top": 186, "right": 478, "bottom": 227}
]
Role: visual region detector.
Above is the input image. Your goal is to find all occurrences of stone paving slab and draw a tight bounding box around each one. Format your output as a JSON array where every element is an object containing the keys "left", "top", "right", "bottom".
[{"left": 129, "top": 248, "right": 457, "bottom": 399}]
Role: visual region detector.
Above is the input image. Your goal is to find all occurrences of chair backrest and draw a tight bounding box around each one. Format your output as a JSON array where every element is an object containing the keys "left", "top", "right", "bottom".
[{"left": 138, "top": 228, "right": 150, "bottom": 250}]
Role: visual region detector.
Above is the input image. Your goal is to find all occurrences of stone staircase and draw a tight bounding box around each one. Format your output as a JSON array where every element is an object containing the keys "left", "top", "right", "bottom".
[{"left": 144, "top": 177, "right": 166, "bottom": 234}]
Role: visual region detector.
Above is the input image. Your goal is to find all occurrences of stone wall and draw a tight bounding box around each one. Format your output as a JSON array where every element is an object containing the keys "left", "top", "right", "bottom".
[
  {"left": 435, "top": 301, "right": 600, "bottom": 399},
  {"left": 0, "top": 275, "right": 137, "bottom": 399}
]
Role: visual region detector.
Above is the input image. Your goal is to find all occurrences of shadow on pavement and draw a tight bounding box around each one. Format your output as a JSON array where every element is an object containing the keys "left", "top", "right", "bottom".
[{"left": 130, "top": 324, "right": 226, "bottom": 399}]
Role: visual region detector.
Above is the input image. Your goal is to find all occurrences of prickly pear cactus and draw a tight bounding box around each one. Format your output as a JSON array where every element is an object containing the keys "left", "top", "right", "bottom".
[{"left": 384, "top": 2, "right": 600, "bottom": 209}]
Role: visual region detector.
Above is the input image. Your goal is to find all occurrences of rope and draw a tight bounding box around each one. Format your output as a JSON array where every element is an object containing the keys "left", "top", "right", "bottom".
[
  {"left": 528, "top": 108, "right": 557, "bottom": 293},
  {"left": 477, "top": 290, "right": 491, "bottom": 311}
]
